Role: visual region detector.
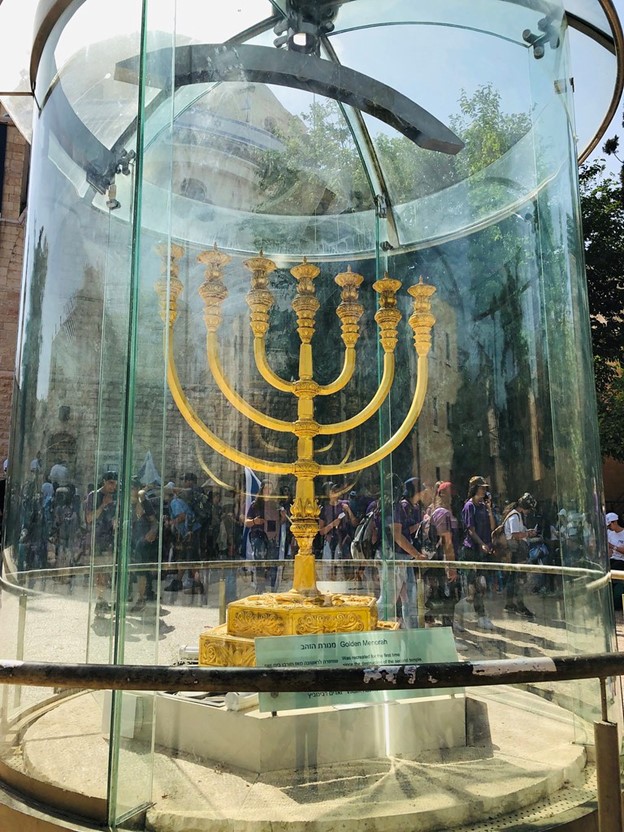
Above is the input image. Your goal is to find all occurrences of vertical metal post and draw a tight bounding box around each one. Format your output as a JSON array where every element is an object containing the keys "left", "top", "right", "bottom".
[
  {"left": 14, "top": 593, "right": 27, "bottom": 708},
  {"left": 219, "top": 578, "right": 227, "bottom": 625},
  {"left": 417, "top": 567, "right": 426, "bottom": 628},
  {"left": 595, "top": 678, "right": 623, "bottom": 832}
]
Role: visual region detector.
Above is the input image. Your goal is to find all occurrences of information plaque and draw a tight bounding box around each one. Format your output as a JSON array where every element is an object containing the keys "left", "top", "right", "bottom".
[{"left": 255, "top": 628, "right": 459, "bottom": 713}]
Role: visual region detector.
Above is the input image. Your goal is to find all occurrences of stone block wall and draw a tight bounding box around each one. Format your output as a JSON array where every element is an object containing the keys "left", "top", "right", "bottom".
[{"left": 0, "top": 105, "right": 28, "bottom": 467}]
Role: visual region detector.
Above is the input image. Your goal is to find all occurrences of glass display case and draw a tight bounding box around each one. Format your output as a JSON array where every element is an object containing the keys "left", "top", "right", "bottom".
[{"left": 0, "top": 1, "right": 622, "bottom": 829}]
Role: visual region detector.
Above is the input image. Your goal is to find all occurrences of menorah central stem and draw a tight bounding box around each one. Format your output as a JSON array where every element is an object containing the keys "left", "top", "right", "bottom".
[{"left": 283, "top": 259, "right": 323, "bottom": 595}]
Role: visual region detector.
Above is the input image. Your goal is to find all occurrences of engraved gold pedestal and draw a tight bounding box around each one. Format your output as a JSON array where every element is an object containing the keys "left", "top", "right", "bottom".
[
  {"left": 199, "top": 592, "right": 402, "bottom": 667},
  {"left": 156, "top": 244, "right": 434, "bottom": 667}
]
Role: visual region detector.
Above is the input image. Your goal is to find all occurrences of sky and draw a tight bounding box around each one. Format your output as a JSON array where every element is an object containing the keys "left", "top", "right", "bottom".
[{"left": 583, "top": 0, "right": 624, "bottom": 174}]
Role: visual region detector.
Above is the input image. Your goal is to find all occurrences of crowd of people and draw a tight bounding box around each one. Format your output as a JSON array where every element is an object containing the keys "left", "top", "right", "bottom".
[{"left": 10, "top": 461, "right": 616, "bottom": 630}]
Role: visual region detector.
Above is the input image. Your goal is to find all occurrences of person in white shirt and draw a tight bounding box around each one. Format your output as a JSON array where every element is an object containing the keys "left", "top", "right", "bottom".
[
  {"left": 502, "top": 492, "right": 537, "bottom": 618},
  {"left": 606, "top": 512, "right": 624, "bottom": 570}
]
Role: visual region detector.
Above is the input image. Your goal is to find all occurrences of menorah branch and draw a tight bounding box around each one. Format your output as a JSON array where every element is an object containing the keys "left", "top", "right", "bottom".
[
  {"left": 206, "top": 332, "right": 293, "bottom": 434},
  {"left": 316, "top": 348, "right": 356, "bottom": 396},
  {"left": 253, "top": 337, "right": 295, "bottom": 393},
  {"left": 166, "top": 333, "right": 293, "bottom": 476},
  {"left": 319, "top": 355, "right": 429, "bottom": 476},
  {"left": 317, "top": 353, "right": 395, "bottom": 435},
  {"left": 194, "top": 440, "right": 236, "bottom": 491}
]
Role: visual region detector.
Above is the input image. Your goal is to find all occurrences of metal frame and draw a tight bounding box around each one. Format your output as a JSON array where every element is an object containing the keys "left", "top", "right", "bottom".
[{"left": 16, "top": 0, "right": 624, "bottom": 164}]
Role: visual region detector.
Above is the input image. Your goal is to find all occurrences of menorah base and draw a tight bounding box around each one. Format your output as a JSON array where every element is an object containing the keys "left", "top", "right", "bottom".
[{"left": 199, "top": 592, "right": 399, "bottom": 667}]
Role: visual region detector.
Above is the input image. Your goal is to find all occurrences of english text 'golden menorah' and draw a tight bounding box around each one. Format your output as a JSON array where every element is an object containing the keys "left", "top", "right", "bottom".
[{"left": 155, "top": 243, "right": 435, "bottom": 600}]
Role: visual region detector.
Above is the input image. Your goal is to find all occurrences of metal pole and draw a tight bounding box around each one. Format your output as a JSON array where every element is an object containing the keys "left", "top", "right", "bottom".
[
  {"left": 2, "top": 653, "right": 624, "bottom": 693},
  {"left": 417, "top": 567, "right": 426, "bottom": 628},
  {"left": 595, "top": 691, "right": 623, "bottom": 832},
  {"left": 13, "top": 593, "right": 27, "bottom": 708},
  {"left": 219, "top": 577, "right": 226, "bottom": 625}
]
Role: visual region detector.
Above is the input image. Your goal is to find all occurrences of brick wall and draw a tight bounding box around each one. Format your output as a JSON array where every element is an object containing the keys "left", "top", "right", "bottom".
[{"left": 0, "top": 105, "right": 28, "bottom": 467}]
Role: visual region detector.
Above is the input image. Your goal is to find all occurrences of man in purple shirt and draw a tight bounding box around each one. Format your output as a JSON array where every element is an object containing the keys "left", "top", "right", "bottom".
[{"left": 460, "top": 475, "right": 495, "bottom": 630}]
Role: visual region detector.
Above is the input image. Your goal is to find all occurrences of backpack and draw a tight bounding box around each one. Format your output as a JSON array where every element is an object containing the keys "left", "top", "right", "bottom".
[
  {"left": 414, "top": 514, "right": 440, "bottom": 559},
  {"left": 350, "top": 511, "right": 377, "bottom": 559},
  {"left": 187, "top": 489, "right": 212, "bottom": 526},
  {"left": 492, "top": 509, "right": 521, "bottom": 560},
  {"left": 491, "top": 522, "right": 508, "bottom": 558}
]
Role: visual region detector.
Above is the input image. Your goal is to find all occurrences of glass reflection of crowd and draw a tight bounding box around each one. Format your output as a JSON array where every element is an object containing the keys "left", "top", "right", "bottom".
[{"left": 9, "top": 457, "right": 609, "bottom": 630}]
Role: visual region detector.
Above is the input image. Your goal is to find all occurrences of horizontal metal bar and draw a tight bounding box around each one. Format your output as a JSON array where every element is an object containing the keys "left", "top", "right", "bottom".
[
  {"left": 7, "top": 559, "right": 603, "bottom": 579},
  {"left": 0, "top": 653, "right": 621, "bottom": 694},
  {"left": 0, "top": 575, "right": 38, "bottom": 598}
]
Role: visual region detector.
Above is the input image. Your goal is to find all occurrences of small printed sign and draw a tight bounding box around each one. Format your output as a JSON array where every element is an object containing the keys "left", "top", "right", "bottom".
[{"left": 255, "top": 628, "right": 459, "bottom": 712}]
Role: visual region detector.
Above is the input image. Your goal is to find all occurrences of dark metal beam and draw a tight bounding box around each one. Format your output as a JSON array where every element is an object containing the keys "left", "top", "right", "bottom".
[
  {"left": 0, "top": 122, "right": 6, "bottom": 213},
  {"left": 0, "top": 653, "right": 622, "bottom": 693},
  {"left": 115, "top": 43, "right": 464, "bottom": 155}
]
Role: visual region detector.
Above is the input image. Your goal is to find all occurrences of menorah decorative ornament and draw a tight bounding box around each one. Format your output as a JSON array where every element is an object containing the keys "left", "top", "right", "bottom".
[{"left": 155, "top": 244, "right": 435, "bottom": 667}]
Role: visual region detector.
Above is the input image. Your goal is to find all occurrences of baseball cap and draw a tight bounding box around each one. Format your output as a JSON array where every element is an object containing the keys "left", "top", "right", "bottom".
[
  {"left": 606, "top": 512, "right": 619, "bottom": 525},
  {"left": 469, "top": 475, "right": 489, "bottom": 489}
]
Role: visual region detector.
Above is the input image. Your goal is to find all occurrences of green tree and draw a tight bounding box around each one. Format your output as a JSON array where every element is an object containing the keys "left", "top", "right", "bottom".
[
  {"left": 255, "top": 99, "right": 373, "bottom": 215},
  {"left": 449, "top": 84, "right": 531, "bottom": 177},
  {"left": 579, "top": 159, "right": 624, "bottom": 460},
  {"left": 596, "top": 364, "right": 624, "bottom": 460}
]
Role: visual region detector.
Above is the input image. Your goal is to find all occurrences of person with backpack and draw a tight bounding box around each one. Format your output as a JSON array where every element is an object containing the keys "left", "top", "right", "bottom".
[
  {"left": 425, "top": 481, "right": 459, "bottom": 627},
  {"left": 180, "top": 473, "right": 211, "bottom": 558},
  {"left": 501, "top": 493, "right": 537, "bottom": 618},
  {"left": 162, "top": 480, "right": 202, "bottom": 598},
  {"left": 85, "top": 472, "right": 119, "bottom": 616},
  {"left": 390, "top": 478, "right": 428, "bottom": 627},
  {"left": 460, "top": 475, "right": 496, "bottom": 630}
]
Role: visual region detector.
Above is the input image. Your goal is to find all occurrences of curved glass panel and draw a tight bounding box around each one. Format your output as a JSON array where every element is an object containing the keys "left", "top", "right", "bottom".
[
  {"left": 565, "top": 0, "right": 611, "bottom": 30},
  {"left": 0, "top": 1, "right": 619, "bottom": 831}
]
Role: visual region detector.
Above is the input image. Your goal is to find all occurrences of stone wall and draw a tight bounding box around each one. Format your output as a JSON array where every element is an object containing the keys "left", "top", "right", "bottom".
[{"left": 0, "top": 105, "right": 28, "bottom": 467}]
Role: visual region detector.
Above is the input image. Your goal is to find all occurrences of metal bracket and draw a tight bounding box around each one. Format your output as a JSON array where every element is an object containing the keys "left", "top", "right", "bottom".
[{"left": 522, "top": 15, "right": 561, "bottom": 59}]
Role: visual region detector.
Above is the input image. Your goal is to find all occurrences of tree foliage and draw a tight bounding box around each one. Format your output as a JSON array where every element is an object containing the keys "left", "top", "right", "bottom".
[
  {"left": 449, "top": 85, "right": 531, "bottom": 177},
  {"left": 255, "top": 84, "right": 531, "bottom": 214},
  {"left": 579, "top": 159, "right": 624, "bottom": 460}
]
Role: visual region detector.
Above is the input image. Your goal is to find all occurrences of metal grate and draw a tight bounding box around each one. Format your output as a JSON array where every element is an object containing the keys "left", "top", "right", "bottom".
[{"left": 456, "top": 766, "right": 597, "bottom": 831}]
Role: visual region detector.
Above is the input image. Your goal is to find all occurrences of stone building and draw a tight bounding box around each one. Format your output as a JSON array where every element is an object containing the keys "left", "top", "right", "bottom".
[{"left": 0, "top": 103, "right": 28, "bottom": 467}]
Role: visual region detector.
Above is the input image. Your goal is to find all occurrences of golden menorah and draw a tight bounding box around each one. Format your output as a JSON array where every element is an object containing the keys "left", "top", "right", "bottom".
[{"left": 155, "top": 243, "right": 435, "bottom": 666}]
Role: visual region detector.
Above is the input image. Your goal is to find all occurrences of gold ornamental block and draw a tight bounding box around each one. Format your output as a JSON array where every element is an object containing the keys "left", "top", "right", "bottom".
[
  {"left": 199, "top": 624, "right": 256, "bottom": 667},
  {"left": 227, "top": 593, "right": 378, "bottom": 639}
]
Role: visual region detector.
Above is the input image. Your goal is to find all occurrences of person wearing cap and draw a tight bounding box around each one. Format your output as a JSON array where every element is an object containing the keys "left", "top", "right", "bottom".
[
  {"left": 460, "top": 475, "right": 496, "bottom": 630},
  {"left": 606, "top": 512, "right": 624, "bottom": 570}
]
